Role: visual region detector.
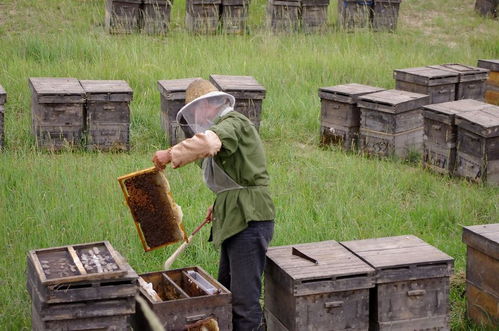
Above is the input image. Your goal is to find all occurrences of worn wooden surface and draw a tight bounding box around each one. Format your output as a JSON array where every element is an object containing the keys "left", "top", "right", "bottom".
[
  {"left": 0, "top": 84, "right": 6, "bottom": 104},
  {"left": 301, "top": 4, "right": 328, "bottom": 33},
  {"left": 267, "top": 0, "right": 301, "bottom": 32},
  {"left": 87, "top": 123, "right": 130, "bottom": 151},
  {"left": 466, "top": 247, "right": 499, "bottom": 298},
  {"left": 423, "top": 142, "right": 455, "bottom": 175},
  {"left": 29, "top": 77, "right": 85, "bottom": 104},
  {"left": 394, "top": 67, "right": 460, "bottom": 87},
  {"left": 142, "top": 0, "right": 172, "bottom": 34},
  {"left": 429, "top": 64, "right": 489, "bottom": 100},
  {"left": 319, "top": 83, "right": 385, "bottom": 104},
  {"left": 320, "top": 125, "right": 359, "bottom": 150},
  {"left": 360, "top": 108, "right": 423, "bottom": 133},
  {"left": 478, "top": 59, "right": 499, "bottom": 72},
  {"left": 466, "top": 282, "right": 499, "bottom": 327},
  {"left": 338, "top": 0, "right": 373, "bottom": 29},
  {"left": 185, "top": 0, "right": 221, "bottom": 34},
  {"left": 105, "top": 0, "right": 142, "bottom": 34},
  {"left": 221, "top": 4, "right": 248, "bottom": 34},
  {"left": 360, "top": 126, "right": 423, "bottom": 158},
  {"left": 34, "top": 125, "right": 83, "bottom": 151},
  {"left": 320, "top": 99, "right": 360, "bottom": 128},
  {"left": 80, "top": 80, "right": 133, "bottom": 102},
  {"left": 474, "top": 0, "right": 498, "bottom": 18},
  {"left": 455, "top": 106, "right": 499, "bottom": 137},
  {"left": 209, "top": 74, "right": 266, "bottom": 97},
  {"left": 462, "top": 223, "right": 499, "bottom": 260},
  {"left": 478, "top": 59, "right": 499, "bottom": 105},
  {"left": 358, "top": 89, "right": 429, "bottom": 114},
  {"left": 372, "top": 0, "right": 400, "bottom": 31}
]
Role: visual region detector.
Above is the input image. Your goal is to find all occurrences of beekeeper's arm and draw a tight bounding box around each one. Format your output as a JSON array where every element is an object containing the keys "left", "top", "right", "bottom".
[{"left": 152, "top": 130, "right": 221, "bottom": 170}]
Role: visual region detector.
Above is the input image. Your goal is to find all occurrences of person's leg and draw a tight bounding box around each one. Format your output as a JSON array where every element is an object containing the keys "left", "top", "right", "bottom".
[
  {"left": 224, "top": 221, "right": 274, "bottom": 331},
  {"left": 218, "top": 239, "right": 231, "bottom": 290}
]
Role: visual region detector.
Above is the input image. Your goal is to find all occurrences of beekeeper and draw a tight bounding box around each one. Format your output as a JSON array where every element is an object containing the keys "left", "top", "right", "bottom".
[{"left": 152, "top": 79, "right": 275, "bottom": 331}]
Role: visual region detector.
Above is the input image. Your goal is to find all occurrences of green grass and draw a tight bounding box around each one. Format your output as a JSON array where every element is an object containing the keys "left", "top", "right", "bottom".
[{"left": 0, "top": 0, "right": 498, "bottom": 329}]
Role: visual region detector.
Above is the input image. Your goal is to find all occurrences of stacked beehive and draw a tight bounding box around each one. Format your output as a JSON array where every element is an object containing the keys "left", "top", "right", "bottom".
[
  {"left": 478, "top": 59, "right": 499, "bottom": 105},
  {"left": 267, "top": 0, "right": 330, "bottom": 32},
  {"left": 105, "top": 0, "right": 172, "bottom": 34},
  {"left": 474, "top": 0, "right": 498, "bottom": 18},
  {"left": 27, "top": 241, "right": 138, "bottom": 331},
  {"left": 338, "top": 0, "right": 402, "bottom": 31},
  {"left": 0, "top": 85, "right": 6, "bottom": 150}
]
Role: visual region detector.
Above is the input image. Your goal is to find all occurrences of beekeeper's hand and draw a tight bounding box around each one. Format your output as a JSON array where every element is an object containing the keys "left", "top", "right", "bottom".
[
  {"left": 152, "top": 149, "right": 172, "bottom": 170},
  {"left": 206, "top": 205, "right": 213, "bottom": 223}
]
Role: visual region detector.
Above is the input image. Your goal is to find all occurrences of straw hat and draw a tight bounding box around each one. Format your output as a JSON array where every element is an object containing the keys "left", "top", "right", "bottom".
[{"left": 185, "top": 79, "right": 219, "bottom": 104}]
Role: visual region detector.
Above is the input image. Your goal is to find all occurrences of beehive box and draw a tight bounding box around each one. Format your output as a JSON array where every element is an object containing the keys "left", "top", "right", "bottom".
[
  {"left": 29, "top": 77, "right": 86, "bottom": 151},
  {"left": 80, "top": 80, "right": 133, "bottom": 151},
  {"left": 338, "top": 0, "right": 373, "bottom": 29},
  {"left": 475, "top": 0, "right": 498, "bottom": 18},
  {"left": 319, "top": 83, "right": 385, "bottom": 150},
  {"left": 429, "top": 64, "right": 489, "bottom": 101},
  {"left": 264, "top": 240, "right": 375, "bottom": 331},
  {"left": 462, "top": 223, "right": 499, "bottom": 327},
  {"left": 341, "top": 235, "right": 454, "bottom": 331},
  {"left": 135, "top": 266, "right": 232, "bottom": 330},
  {"left": 455, "top": 105, "right": 499, "bottom": 185},
  {"left": 158, "top": 77, "right": 202, "bottom": 145},
  {"left": 221, "top": 0, "right": 249, "bottom": 34},
  {"left": 477, "top": 59, "right": 499, "bottom": 105},
  {"left": 358, "top": 89, "right": 429, "bottom": 158},
  {"left": 185, "top": 0, "right": 221, "bottom": 34},
  {"left": 209, "top": 74, "right": 266, "bottom": 130},
  {"left": 394, "top": 67, "right": 459, "bottom": 104},
  {"left": 266, "top": 0, "right": 301, "bottom": 32},
  {"left": 301, "top": 0, "right": 329, "bottom": 33},
  {"left": 27, "top": 241, "right": 138, "bottom": 331},
  {"left": 105, "top": 0, "right": 142, "bottom": 33},
  {"left": 422, "top": 99, "right": 491, "bottom": 175},
  {"left": 142, "top": 0, "right": 172, "bottom": 34},
  {"left": 0, "top": 84, "right": 6, "bottom": 150},
  {"left": 371, "top": 0, "right": 401, "bottom": 31}
]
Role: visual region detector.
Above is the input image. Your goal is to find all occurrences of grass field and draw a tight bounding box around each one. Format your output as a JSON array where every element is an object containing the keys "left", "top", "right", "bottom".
[{"left": 0, "top": 0, "right": 498, "bottom": 329}]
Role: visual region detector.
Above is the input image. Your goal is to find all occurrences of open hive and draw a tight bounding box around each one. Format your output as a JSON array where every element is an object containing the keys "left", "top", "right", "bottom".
[
  {"left": 0, "top": 84, "right": 6, "bottom": 150},
  {"left": 118, "top": 167, "right": 187, "bottom": 251}
]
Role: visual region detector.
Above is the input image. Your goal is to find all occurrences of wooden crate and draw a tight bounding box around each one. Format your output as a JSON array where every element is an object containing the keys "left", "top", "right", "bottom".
[
  {"left": 372, "top": 0, "right": 401, "bottom": 31},
  {"left": 341, "top": 235, "right": 454, "bottom": 331},
  {"left": 394, "top": 67, "right": 459, "bottom": 104},
  {"left": 477, "top": 59, "right": 499, "bottom": 105},
  {"left": 266, "top": 0, "right": 301, "bottom": 32},
  {"left": 221, "top": 0, "right": 249, "bottom": 34},
  {"left": 358, "top": 89, "right": 429, "bottom": 158},
  {"left": 301, "top": 0, "right": 329, "bottom": 33},
  {"left": 455, "top": 105, "right": 499, "bottom": 185},
  {"left": 80, "top": 80, "right": 133, "bottom": 151},
  {"left": 186, "top": 0, "right": 221, "bottom": 34},
  {"left": 209, "top": 74, "right": 266, "bottom": 130},
  {"left": 338, "top": 0, "right": 373, "bottom": 30},
  {"left": 429, "top": 64, "right": 489, "bottom": 101},
  {"left": 105, "top": 0, "right": 142, "bottom": 34},
  {"left": 158, "top": 77, "right": 202, "bottom": 145},
  {"left": 475, "top": 0, "right": 498, "bottom": 18},
  {"left": 135, "top": 266, "right": 232, "bottom": 330},
  {"left": 0, "top": 84, "right": 6, "bottom": 150},
  {"left": 29, "top": 77, "right": 86, "bottom": 151},
  {"left": 265, "top": 241, "right": 375, "bottom": 330},
  {"left": 462, "top": 223, "right": 499, "bottom": 327},
  {"left": 142, "top": 0, "right": 172, "bottom": 34},
  {"left": 422, "top": 99, "right": 490, "bottom": 175}
]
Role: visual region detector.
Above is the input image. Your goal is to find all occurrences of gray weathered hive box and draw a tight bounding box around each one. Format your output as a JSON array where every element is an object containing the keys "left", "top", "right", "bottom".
[
  {"left": 135, "top": 266, "right": 232, "bottom": 330},
  {"left": 477, "top": 59, "right": 499, "bottom": 105},
  {"left": 157, "top": 77, "right": 202, "bottom": 146},
  {"left": 455, "top": 105, "right": 499, "bottom": 185},
  {"left": 105, "top": 0, "right": 142, "bottom": 34},
  {"left": 29, "top": 77, "right": 86, "bottom": 151},
  {"left": 80, "top": 80, "right": 133, "bottom": 151},
  {"left": 341, "top": 235, "right": 454, "bottom": 331},
  {"left": 428, "top": 64, "right": 489, "bottom": 101},
  {"left": 338, "top": 0, "right": 373, "bottom": 30},
  {"left": 209, "top": 74, "right": 266, "bottom": 130},
  {"left": 462, "top": 223, "right": 499, "bottom": 327},
  {"left": 474, "top": 0, "right": 498, "bottom": 18},
  {"left": 394, "top": 67, "right": 459, "bottom": 104},
  {"left": 185, "top": 0, "right": 222, "bottom": 34},
  {"left": 220, "top": 0, "right": 249, "bottom": 34},
  {"left": 266, "top": 0, "right": 301, "bottom": 32},
  {"left": 0, "top": 84, "right": 6, "bottom": 150},
  {"left": 372, "top": 0, "right": 401, "bottom": 31},
  {"left": 318, "top": 83, "right": 385, "bottom": 150},
  {"left": 264, "top": 240, "right": 375, "bottom": 331},
  {"left": 142, "top": 0, "right": 172, "bottom": 34},
  {"left": 301, "top": 0, "right": 330, "bottom": 33},
  {"left": 358, "top": 89, "right": 429, "bottom": 158},
  {"left": 422, "top": 99, "right": 491, "bottom": 175}
]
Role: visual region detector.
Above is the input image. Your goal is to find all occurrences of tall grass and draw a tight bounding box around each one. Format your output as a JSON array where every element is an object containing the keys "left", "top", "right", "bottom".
[{"left": 0, "top": 0, "right": 498, "bottom": 329}]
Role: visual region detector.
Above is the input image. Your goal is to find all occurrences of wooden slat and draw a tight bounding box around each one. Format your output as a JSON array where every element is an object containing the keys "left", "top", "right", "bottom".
[
  {"left": 67, "top": 246, "right": 87, "bottom": 276},
  {"left": 456, "top": 107, "right": 499, "bottom": 131},
  {"left": 394, "top": 67, "right": 460, "bottom": 86},
  {"left": 209, "top": 74, "right": 265, "bottom": 92},
  {"left": 341, "top": 235, "right": 425, "bottom": 252},
  {"left": 462, "top": 223, "right": 499, "bottom": 259},
  {"left": 157, "top": 77, "right": 202, "bottom": 94},
  {"left": 429, "top": 64, "right": 489, "bottom": 80},
  {"left": 29, "top": 77, "right": 84, "bottom": 95},
  {"left": 80, "top": 80, "right": 132, "bottom": 94},
  {"left": 358, "top": 89, "right": 429, "bottom": 113},
  {"left": 423, "top": 99, "right": 490, "bottom": 117},
  {"left": 478, "top": 59, "right": 499, "bottom": 72},
  {"left": 319, "top": 83, "right": 385, "bottom": 102}
]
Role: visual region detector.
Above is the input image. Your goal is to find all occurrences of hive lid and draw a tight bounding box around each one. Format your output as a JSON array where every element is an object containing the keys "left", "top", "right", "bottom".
[
  {"left": 209, "top": 74, "right": 266, "bottom": 99},
  {"left": 393, "top": 67, "right": 459, "bottom": 86},
  {"left": 462, "top": 223, "right": 499, "bottom": 260},
  {"left": 358, "top": 89, "right": 429, "bottom": 113},
  {"left": 0, "top": 84, "right": 6, "bottom": 104},
  {"left": 319, "top": 83, "right": 385, "bottom": 103},
  {"left": 29, "top": 77, "right": 85, "bottom": 104},
  {"left": 477, "top": 59, "right": 499, "bottom": 72},
  {"left": 266, "top": 240, "right": 375, "bottom": 282},
  {"left": 455, "top": 105, "right": 499, "bottom": 137},
  {"left": 423, "top": 99, "right": 490, "bottom": 121},
  {"left": 428, "top": 64, "right": 489, "bottom": 82},
  {"left": 157, "top": 78, "right": 202, "bottom": 100},
  {"left": 80, "top": 80, "right": 133, "bottom": 102}
]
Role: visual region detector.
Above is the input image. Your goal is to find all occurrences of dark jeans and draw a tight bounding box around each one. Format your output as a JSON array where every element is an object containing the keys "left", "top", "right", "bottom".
[{"left": 218, "top": 221, "right": 274, "bottom": 331}]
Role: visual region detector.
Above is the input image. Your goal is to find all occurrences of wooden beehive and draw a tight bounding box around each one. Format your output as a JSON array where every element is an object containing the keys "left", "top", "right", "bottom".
[
  {"left": 462, "top": 223, "right": 499, "bottom": 327},
  {"left": 209, "top": 74, "right": 266, "bottom": 130},
  {"left": 185, "top": 0, "right": 221, "bottom": 34},
  {"left": 372, "top": 0, "right": 401, "bottom": 31},
  {"left": 301, "top": 0, "right": 329, "bottom": 33},
  {"left": 105, "top": 0, "right": 142, "bottom": 34},
  {"left": 477, "top": 59, "right": 499, "bottom": 105},
  {"left": 394, "top": 67, "right": 459, "bottom": 104},
  {"left": 266, "top": 0, "right": 301, "bottom": 32},
  {"left": 319, "top": 83, "right": 385, "bottom": 150},
  {"left": 454, "top": 105, "right": 499, "bottom": 185},
  {"left": 264, "top": 240, "right": 375, "bottom": 331},
  {"left": 475, "top": 0, "right": 498, "bottom": 18},
  {"left": 429, "top": 64, "right": 489, "bottom": 101},
  {"left": 29, "top": 77, "right": 86, "bottom": 151},
  {"left": 358, "top": 89, "right": 429, "bottom": 158},
  {"left": 0, "top": 84, "right": 6, "bottom": 150},
  {"left": 221, "top": 0, "right": 249, "bottom": 34},
  {"left": 338, "top": 0, "right": 373, "bottom": 30},
  {"left": 341, "top": 235, "right": 454, "bottom": 331},
  {"left": 158, "top": 77, "right": 202, "bottom": 146},
  {"left": 142, "top": 0, "right": 172, "bottom": 34},
  {"left": 27, "top": 241, "right": 138, "bottom": 331},
  {"left": 80, "top": 80, "right": 133, "bottom": 151},
  {"left": 422, "top": 99, "right": 491, "bottom": 175},
  {"left": 135, "top": 266, "right": 232, "bottom": 330}
]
